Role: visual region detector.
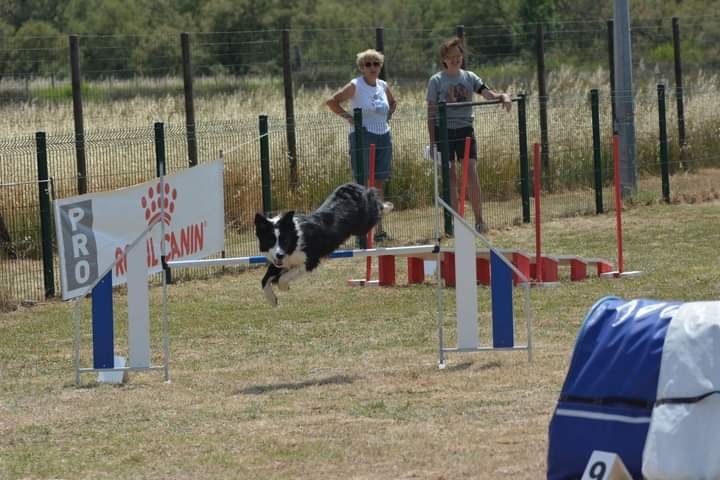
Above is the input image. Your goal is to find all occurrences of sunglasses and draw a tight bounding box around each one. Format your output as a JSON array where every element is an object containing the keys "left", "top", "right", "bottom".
[{"left": 364, "top": 61, "right": 382, "bottom": 68}]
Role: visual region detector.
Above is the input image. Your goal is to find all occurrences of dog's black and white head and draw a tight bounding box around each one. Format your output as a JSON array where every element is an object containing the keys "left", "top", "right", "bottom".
[{"left": 254, "top": 211, "right": 304, "bottom": 269}]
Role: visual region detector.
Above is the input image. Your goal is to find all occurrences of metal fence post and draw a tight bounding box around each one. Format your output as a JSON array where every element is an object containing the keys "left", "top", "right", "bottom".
[
  {"left": 658, "top": 84, "right": 670, "bottom": 202},
  {"left": 69, "top": 34, "right": 87, "bottom": 195},
  {"left": 590, "top": 89, "right": 604, "bottom": 213},
  {"left": 155, "top": 123, "right": 166, "bottom": 177},
  {"left": 36, "top": 132, "right": 55, "bottom": 297},
  {"left": 181, "top": 32, "right": 198, "bottom": 167},
  {"left": 281, "top": 29, "right": 298, "bottom": 190},
  {"left": 536, "top": 23, "right": 550, "bottom": 172},
  {"left": 438, "top": 102, "right": 452, "bottom": 236},
  {"left": 672, "top": 17, "right": 687, "bottom": 170},
  {"left": 352, "top": 108, "right": 366, "bottom": 186},
  {"left": 259, "top": 115, "right": 272, "bottom": 214},
  {"left": 154, "top": 122, "right": 171, "bottom": 284},
  {"left": 352, "top": 108, "right": 366, "bottom": 249},
  {"left": 456, "top": 25, "right": 466, "bottom": 69},
  {"left": 607, "top": 20, "right": 617, "bottom": 133},
  {"left": 517, "top": 93, "right": 530, "bottom": 223},
  {"left": 375, "top": 27, "right": 386, "bottom": 81}
]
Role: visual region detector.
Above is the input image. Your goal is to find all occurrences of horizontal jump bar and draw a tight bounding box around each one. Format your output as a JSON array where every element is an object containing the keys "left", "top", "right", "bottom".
[
  {"left": 442, "top": 345, "right": 529, "bottom": 353},
  {"left": 330, "top": 244, "right": 440, "bottom": 259},
  {"left": 167, "top": 244, "right": 441, "bottom": 270},
  {"left": 167, "top": 256, "right": 265, "bottom": 269}
]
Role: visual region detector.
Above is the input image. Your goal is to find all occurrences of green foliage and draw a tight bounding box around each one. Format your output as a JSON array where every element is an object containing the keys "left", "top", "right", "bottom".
[
  {"left": 648, "top": 42, "right": 674, "bottom": 63},
  {"left": 0, "top": 0, "right": 716, "bottom": 85},
  {"left": 7, "top": 20, "right": 65, "bottom": 77}
]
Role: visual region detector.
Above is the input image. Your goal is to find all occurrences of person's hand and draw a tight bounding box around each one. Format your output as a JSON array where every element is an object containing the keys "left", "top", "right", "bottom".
[
  {"left": 424, "top": 145, "right": 440, "bottom": 162},
  {"left": 424, "top": 145, "right": 432, "bottom": 161},
  {"left": 500, "top": 93, "right": 512, "bottom": 112}
]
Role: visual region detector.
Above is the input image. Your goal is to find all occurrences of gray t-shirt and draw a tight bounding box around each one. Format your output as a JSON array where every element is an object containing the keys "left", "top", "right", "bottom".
[{"left": 426, "top": 70, "right": 487, "bottom": 129}]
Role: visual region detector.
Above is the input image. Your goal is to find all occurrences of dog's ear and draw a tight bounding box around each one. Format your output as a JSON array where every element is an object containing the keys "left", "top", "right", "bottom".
[
  {"left": 279, "top": 210, "right": 295, "bottom": 227},
  {"left": 254, "top": 213, "right": 272, "bottom": 234},
  {"left": 254, "top": 213, "right": 268, "bottom": 226}
]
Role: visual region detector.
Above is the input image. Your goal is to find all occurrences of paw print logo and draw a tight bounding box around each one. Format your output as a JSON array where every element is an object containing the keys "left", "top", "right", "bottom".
[{"left": 140, "top": 181, "right": 177, "bottom": 226}]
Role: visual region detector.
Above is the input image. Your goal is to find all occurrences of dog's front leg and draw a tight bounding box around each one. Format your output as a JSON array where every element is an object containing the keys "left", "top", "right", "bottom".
[
  {"left": 277, "top": 266, "right": 306, "bottom": 291},
  {"left": 261, "top": 264, "right": 283, "bottom": 307}
]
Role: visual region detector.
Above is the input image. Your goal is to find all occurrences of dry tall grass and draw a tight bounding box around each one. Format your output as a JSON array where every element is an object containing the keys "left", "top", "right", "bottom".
[
  {"left": 1, "top": 68, "right": 718, "bottom": 259},
  {"left": 1, "top": 68, "right": 718, "bottom": 136}
]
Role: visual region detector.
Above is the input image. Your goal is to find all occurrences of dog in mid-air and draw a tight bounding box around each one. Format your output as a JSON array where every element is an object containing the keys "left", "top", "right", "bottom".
[{"left": 254, "top": 182, "right": 393, "bottom": 307}]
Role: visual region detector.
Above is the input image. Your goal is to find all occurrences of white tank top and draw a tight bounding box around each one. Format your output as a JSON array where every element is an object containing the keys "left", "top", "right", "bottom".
[{"left": 350, "top": 76, "right": 390, "bottom": 135}]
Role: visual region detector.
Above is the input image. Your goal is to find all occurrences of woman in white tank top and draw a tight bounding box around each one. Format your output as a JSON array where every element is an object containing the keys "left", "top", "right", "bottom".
[{"left": 326, "top": 49, "right": 397, "bottom": 241}]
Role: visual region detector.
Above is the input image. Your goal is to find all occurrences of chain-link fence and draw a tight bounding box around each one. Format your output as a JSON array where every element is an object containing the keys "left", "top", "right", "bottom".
[
  {"left": 2, "top": 17, "right": 720, "bottom": 306},
  {"left": 2, "top": 82, "right": 719, "bottom": 306}
]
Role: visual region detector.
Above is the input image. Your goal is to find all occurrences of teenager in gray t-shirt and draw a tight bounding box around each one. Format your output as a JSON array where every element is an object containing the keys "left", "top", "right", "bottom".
[
  {"left": 426, "top": 37, "right": 512, "bottom": 234},
  {"left": 427, "top": 69, "right": 486, "bottom": 129}
]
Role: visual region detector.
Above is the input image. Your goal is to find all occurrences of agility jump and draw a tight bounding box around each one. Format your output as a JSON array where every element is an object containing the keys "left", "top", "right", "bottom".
[
  {"left": 57, "top": 159, "right": 225, "bottom": 386},
  {"left": 66, "top": 143, "right": 537, "bottom": 383},
  {"left": 70, "top": 209, "right": 170, "bottom": 386}
]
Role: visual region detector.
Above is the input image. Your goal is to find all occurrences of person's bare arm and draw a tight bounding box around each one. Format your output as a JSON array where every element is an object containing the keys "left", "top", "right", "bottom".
[
  {"left": 480, "top": 88, "right": 512, "bottom": 112},
  {"left": 325, "top": 82, "right": 356, "bottom": 125},
  {"left": 386, "top": 85, "right": 397, "bottom": 121}
]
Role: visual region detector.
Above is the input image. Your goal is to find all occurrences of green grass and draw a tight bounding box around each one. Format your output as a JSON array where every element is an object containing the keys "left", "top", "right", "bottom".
[{"left": 1, "top": 201, "right": 718, "bottom": 479}]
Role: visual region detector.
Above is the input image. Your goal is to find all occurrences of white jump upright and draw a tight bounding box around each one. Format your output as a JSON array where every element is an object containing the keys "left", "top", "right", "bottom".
[
  {"left": 454, "top": 214, "right": 479, "bottom": 350},
  {"left": 430, "top": 146, "right": 533, "bottom": 368},
  {"left": 126, "top": 236, "right": 151, "bottom": 368},
  {"left": 54, "top": 159, "right": 225, "bottom": 385},
  {"left": 434, "top": 200, "right": 534, "bottom": 368},
  {"left": 72, "top": 219, "right": 169, "bottom": 385}
]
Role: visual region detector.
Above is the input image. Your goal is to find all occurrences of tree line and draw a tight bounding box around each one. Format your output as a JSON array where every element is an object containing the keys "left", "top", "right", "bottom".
[{"left": 0, "top": 0, "right": 712, "bottom": 81}]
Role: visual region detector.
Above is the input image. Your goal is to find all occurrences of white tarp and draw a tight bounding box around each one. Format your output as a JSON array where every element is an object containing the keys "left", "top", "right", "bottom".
[
  {"left": 54, "top": 160, "right": 224, "bottom": 299},
  {"left": 642, "top": 301, "right": 720, "bottom": 479}
]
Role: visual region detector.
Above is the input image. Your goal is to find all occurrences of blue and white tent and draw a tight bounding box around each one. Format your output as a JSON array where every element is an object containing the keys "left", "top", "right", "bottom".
[{"left": 547, "top": 297, "right": 720, "bottom": 480}]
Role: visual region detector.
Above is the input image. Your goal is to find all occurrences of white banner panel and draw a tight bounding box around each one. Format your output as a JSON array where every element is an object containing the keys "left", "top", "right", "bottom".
[{"left": 54, "top": 160, "right": 225, "bottom": 299}]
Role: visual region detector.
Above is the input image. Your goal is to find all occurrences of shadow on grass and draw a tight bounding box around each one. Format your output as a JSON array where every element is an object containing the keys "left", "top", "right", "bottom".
[
  {"left": 234, "top": 374, "right": 358, "bottom": 395},
  {"left": 443, "top": 360, "right": 502, "bottom": 372},
  {"left": 444, "top": 361, "right": 473, "bottom": 371},
  {"left": 477, "top": 360, "right": 503, "bottom": 370}
]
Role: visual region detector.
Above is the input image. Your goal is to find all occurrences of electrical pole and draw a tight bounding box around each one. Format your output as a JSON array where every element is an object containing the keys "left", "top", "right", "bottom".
[{"left": 614, "top": 0, "right": 637, "bottom": 197}]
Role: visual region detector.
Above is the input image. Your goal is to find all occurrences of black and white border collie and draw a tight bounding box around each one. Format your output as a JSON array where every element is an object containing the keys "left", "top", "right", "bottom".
[{"left": 254, "top": 182, "right": 393, "bottom": 307}]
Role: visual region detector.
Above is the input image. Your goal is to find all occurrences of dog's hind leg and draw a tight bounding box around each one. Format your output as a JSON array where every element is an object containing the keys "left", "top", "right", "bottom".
[{"left": 277, "top": 266, "right": 306, "bottom": 291}]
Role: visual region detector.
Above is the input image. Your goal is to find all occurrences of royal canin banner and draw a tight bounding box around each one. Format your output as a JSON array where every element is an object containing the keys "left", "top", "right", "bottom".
[{"left": 54, "top": 160, "right": 224, "bottom": 300}]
